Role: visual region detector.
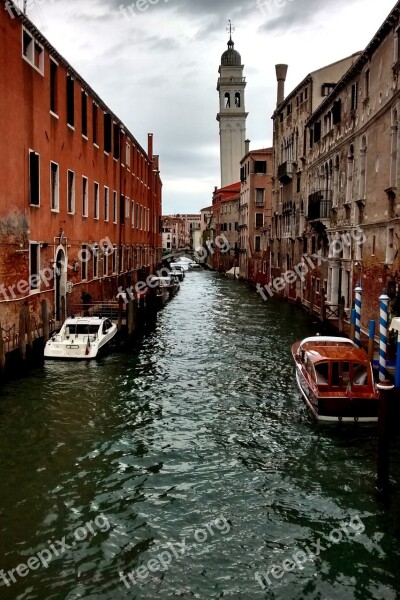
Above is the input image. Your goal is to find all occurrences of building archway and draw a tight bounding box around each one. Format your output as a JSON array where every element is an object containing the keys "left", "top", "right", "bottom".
[{"left": 54, "top": 245, "right": 67, "bottom": 322}]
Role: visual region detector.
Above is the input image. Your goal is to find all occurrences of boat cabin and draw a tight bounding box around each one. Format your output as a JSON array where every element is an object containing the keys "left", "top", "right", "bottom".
[{"left": 303, "top": 347, "right": 373, "bottom": 391}]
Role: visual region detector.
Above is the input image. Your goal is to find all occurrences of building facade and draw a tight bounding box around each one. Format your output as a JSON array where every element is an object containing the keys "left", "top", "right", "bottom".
[
  {"left": 211, "top": 183, "right": 240, "bottom": 272},
  {"left": 239, "top": 147, "right": 273, "bottom": 284},
  {"left": 0, "top": 3, "right": 162, "bottom": 329},
  {"left": 268, "top": 1, "right": 400, "bottom": 334}
]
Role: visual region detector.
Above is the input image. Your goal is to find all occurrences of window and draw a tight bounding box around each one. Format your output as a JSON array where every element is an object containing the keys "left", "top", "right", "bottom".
[
  {"left": 256, "top": 188, "right": 265, "bottom": 206},
  {"left": 364, "top": 69, "right": 370, "bottom": 98},
  {"left": 132, "top": 201, "right": 135, "bottom": 227},
  {"left": 81, "top": 244, "right": 88, "bottom": 280},
  {"left": 125, "top": 197, "right": 130, "bottom": 219},
  {"left": 372, "top": 235, "right": 376, "bottom": 256},
  {"left": 254, "top": 236, "right": 261, "bottom": 252},
  {"left": 254, "top": 160, "right": 267, "bottom": 174},
  {"left": 29, "top": 243, "right": 40, "bottom": 290},
  {"left": 255, "top": 213, "right": 264, "bottom": 228},
  {"left": 332, "top": 99, "right": 341, "bottom": 125},
  {"left": 112, "top": 246, "right": 117, "bottom": 274},
  {"left": 29, "top": 151, "right": 40, "bottom": 206},
  {"left": 82, "top": 176, "right": 88, "bottom": 217},
  {"left": 351, "top": 82, "right": 358, "bottom": 111},
  {"left": 93, "top": 245, "right": 99, "bottom": 278},
  {"left": 287, "top": 103, "right": 292, "bottom": 116},
  {"left": 67, "top": 170, "right": 75, "bottom": 213},
  {"left": 50, "top": 59, "right": 58, "bottom": 113},
  {"left": 321, "top": 83, "right": 335, "bottom": 96},
  {"left": 104, "top": 113, "right": 112, "bottom": 152},
  {"left": 297, "top": 173, "right": 301, "bottom": 194},
  {"left": 386, "top": 227, "right": 394, "bottom": 264},
  {"left": 120, "top": 194, "right": 125, "bottom": 221},
  {"left": 113, "top": 191, "right": 118, "bottom": 224},
  {"left": 94, "top": 182, "right": 99, "bottom": 219},
  {"left": 66, "top": 74, "right": 74, "bottom": 127},
  {"left": 81, "top": 91, "right": 88, "bottom": 137},
  {"left": 93, "top": 103, "right": 98, "bottom": 145},
  {"left": 126, "top": 142, "right": 131, "bottom": 167},
  {"left": 50, "top": 162, "right": 59, "bottom": 211},
  {"left": 104, "top": 187, "right": 109, "bottom": 221},
  {"left": 22, "top": 29, "right": 44, "bottom": 73},
  {"left": 314, "top": 121, "right": 321, "bottom": 143},
  {"left": 113, "top": 123, "right": 120, "bottom": 159}
]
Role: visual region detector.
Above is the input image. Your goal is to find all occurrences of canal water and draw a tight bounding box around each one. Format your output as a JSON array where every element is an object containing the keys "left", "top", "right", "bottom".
[{"left": 1, "top": 270, "right": 400, "bottom": 600}]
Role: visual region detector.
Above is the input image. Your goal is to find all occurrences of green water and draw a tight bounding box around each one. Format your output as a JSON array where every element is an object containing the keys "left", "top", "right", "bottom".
[{"left": 0, "top": 271, "right": 400, "bottom": 599}]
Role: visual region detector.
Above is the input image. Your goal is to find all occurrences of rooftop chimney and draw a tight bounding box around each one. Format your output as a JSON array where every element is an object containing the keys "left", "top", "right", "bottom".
[
  {"left": 148, "top": 133, "right": 153, "bottom": 160},
  {"left": 245, "top": 139, "right": 250, "bottom": 155},
  {"left": 275, "top": 64, "right": 288, "bottom": 107}
]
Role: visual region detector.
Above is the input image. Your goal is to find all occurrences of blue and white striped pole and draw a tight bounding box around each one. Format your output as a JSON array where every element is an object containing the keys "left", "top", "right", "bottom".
[
  {"left": 379, "top": 292, "right": 390, "bottom": 382},
  {"left": 354, "top": 286, "right": 362, "bottom": 348}
]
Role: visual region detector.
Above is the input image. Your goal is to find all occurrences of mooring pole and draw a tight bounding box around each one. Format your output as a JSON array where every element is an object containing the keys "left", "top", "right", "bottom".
[
  {"left": 368, "top": 320, "right": 375, "bottom": 364},
  {"left": 377, "top": 381, "right": 394, "bottom": 490},
  {"left": 354, "top": 286, "right": 362, "bottom": 347},
  {"left": 350, "top": 308, "right": 356, "bottom": 342},
  {"left": 379, "top": 292, "right": 390, "bottom": 382}
]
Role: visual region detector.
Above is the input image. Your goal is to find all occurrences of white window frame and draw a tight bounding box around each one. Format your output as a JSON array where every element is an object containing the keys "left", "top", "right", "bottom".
[
  {"left": 22, "top": 27, "right": 44, "bottom": 75},
  {"left": 82, "top": 176, "right": 88, "bottom": 217},
  {"left": 50, "top": 161, "right": 59, "bottom": 212},
  {"left": 67, "top": 169, "right": 75, "bottom": 214},
  {"left": 104, "top": 187, "right": 109, "bottom": 222},
  {"left": 94, "top": 181, "right": 99, "bottom": 220},
  {"left": 113, "top": 191, "right": 118, "bottom": 224},
  {"left": 132, "top": 201, "right": 135, "bottom": 227}
]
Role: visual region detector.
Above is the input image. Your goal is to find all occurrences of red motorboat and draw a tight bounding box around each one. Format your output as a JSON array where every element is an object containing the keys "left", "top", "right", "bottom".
[{"left": 292, "top": 336, "right": 379, "bottom": 423}]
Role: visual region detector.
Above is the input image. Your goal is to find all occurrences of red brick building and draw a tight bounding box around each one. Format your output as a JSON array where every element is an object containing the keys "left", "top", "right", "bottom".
[
  {"left": 0, "top": 3, "right": 162, "bottom": 329},
  {"left": 211, "top": 182, "right": 240, "bottom": 272}
]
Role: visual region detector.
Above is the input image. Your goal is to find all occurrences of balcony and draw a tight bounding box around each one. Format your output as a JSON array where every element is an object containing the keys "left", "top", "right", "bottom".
[
  {"left": 277, "top": 161, "right": 293, "bottom": 184},
  {"left": 307, "top": 190, "right": 332, "bottom": 222}
]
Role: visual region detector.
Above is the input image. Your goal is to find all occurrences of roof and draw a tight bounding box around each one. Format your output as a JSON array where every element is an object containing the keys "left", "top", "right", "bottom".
[
  {"left": 221, "top": 38, "right": 242, "bottom": 67},
  {"left": 305, "top": 346, "right": 369, "bottom": 364},
  {"left": 240, "top": 147, "right": 273, "bottom": 164},
  {"left": 200, "top": 206, "right": 213, "bottom": 212}
]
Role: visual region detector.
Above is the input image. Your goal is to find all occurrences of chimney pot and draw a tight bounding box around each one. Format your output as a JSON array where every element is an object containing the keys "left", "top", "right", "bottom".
[{"left": 275, "top": 64, "right": 288, "bottom": 107}]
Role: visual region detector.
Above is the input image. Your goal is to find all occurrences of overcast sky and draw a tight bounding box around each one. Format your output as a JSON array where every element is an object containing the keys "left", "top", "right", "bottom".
[{"left": 24, "top": 0, "right": 397, "bottom": 214}]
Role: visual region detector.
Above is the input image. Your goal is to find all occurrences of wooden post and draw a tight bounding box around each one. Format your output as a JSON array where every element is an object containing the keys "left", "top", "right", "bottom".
[
  {"left": 42, "top": 300, "right": 49, "bottom": 343},
  {"left": 61, "top": 296, "right": 66, "bottom": 323},
  {"left": 127, "top": 298, "right": 134, "bottom": 336},
  {"left": 320, "top": 287, "right": 326, "bottom": 323},
  {"left": 25, "top": 304, "right": 32, "bottom": 349},
  {"left": 19, "top": 306, "right": 26, "bottom": 360},
  {"left": 117, "top": 295, "right": 124, "bottom": 332},
  {"left": 377, "top": 381, "right": 395, "bottom": 490},
  {"left": 0, "top": 323, "right": 5, "bottom": 373}
]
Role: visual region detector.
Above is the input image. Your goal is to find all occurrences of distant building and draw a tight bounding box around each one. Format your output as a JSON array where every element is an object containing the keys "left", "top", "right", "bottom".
[
  {"left": 0, "top": 5, "right": 162, "bottom": 331},
  {"left": 239, "top": 146, "right": 273, "bottom": 284},
  {"left": 211, "top": 183, "right": 240, "bottom": 272},
  {"left": 162, "top": 216, "right": 186, "bottom": 251}
]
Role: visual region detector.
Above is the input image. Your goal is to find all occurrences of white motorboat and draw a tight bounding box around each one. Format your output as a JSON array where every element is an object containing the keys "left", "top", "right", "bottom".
[{"left": 44, "top": 316, "right": 117, "bottom": 360}]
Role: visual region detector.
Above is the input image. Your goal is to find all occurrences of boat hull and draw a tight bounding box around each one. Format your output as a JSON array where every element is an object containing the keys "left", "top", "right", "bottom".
[{"left": 44, "top": 324, "right": 117, "bottom": 360}]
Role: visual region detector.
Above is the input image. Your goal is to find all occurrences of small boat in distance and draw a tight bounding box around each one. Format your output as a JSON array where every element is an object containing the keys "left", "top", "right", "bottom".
[
  {"left": 44, "top": 316, "right": 117, "bottom": 360},
  {"left": 291, "top": 336, "right": 379, "bottom": 423}
]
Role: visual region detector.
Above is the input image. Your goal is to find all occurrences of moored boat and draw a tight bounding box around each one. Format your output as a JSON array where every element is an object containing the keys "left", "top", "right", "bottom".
[
  {"left": 291, "top": 336, "right": 379, "bottom": 423},
  {"left": 44, "top": 316, "right": 117, "bottom": 360}
]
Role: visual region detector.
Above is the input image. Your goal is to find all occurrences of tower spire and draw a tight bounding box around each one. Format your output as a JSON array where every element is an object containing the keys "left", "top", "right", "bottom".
[{"left": 226, "top": 20, "right": 235, "bottom": 44}]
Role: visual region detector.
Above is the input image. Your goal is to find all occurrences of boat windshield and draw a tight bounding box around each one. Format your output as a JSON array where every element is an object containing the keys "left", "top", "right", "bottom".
[
  {"left": 66, "top": 324, "right": 100, "bottom": 335},
  {"left": 315, "top": 360, "right": 370, "bottom": 387}
]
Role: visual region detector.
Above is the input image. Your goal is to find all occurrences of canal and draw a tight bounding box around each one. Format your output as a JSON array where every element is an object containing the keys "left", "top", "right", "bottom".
[{"left": 1, "top": 270, "right": 400, "bottom": 599}]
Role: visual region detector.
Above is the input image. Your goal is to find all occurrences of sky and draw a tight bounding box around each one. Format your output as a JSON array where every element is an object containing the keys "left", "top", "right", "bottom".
[{"left": 22, "top": 0, "right": 398, "bottom": 214}]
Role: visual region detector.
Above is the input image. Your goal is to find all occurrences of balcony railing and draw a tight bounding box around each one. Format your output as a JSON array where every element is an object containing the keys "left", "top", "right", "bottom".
[
  {"left": 307, "top": 190, "right": 332, "bottom": 221},
  {"left": 277, "top": 161, "right": 293, "bottom": 183}
]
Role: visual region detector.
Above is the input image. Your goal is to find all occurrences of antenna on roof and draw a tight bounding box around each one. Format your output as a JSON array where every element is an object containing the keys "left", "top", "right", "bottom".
[{"left": 23, "top": 0, "right": 27, "bottom": 14}]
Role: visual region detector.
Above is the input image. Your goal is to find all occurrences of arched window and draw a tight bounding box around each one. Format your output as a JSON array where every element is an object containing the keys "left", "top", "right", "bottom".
[
  {"left": 234, "top": 92, "right": 241, "bottom": 107},
  {"left": 345, "top": 144, "right": 354, "bottom": 204},
  {"left": 224, "top": 92, "right": 230, "bottom": 108},
  {"left": 359, "top": 135, "right": 367, "bottom": 200},
  {"left": 332, "top": 155, "right": 339, "bottom": 207}
]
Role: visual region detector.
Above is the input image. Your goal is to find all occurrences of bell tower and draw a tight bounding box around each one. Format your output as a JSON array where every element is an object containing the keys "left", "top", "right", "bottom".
[{"left": 217, "top": 23, "right": 248, "bottom": 187}]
